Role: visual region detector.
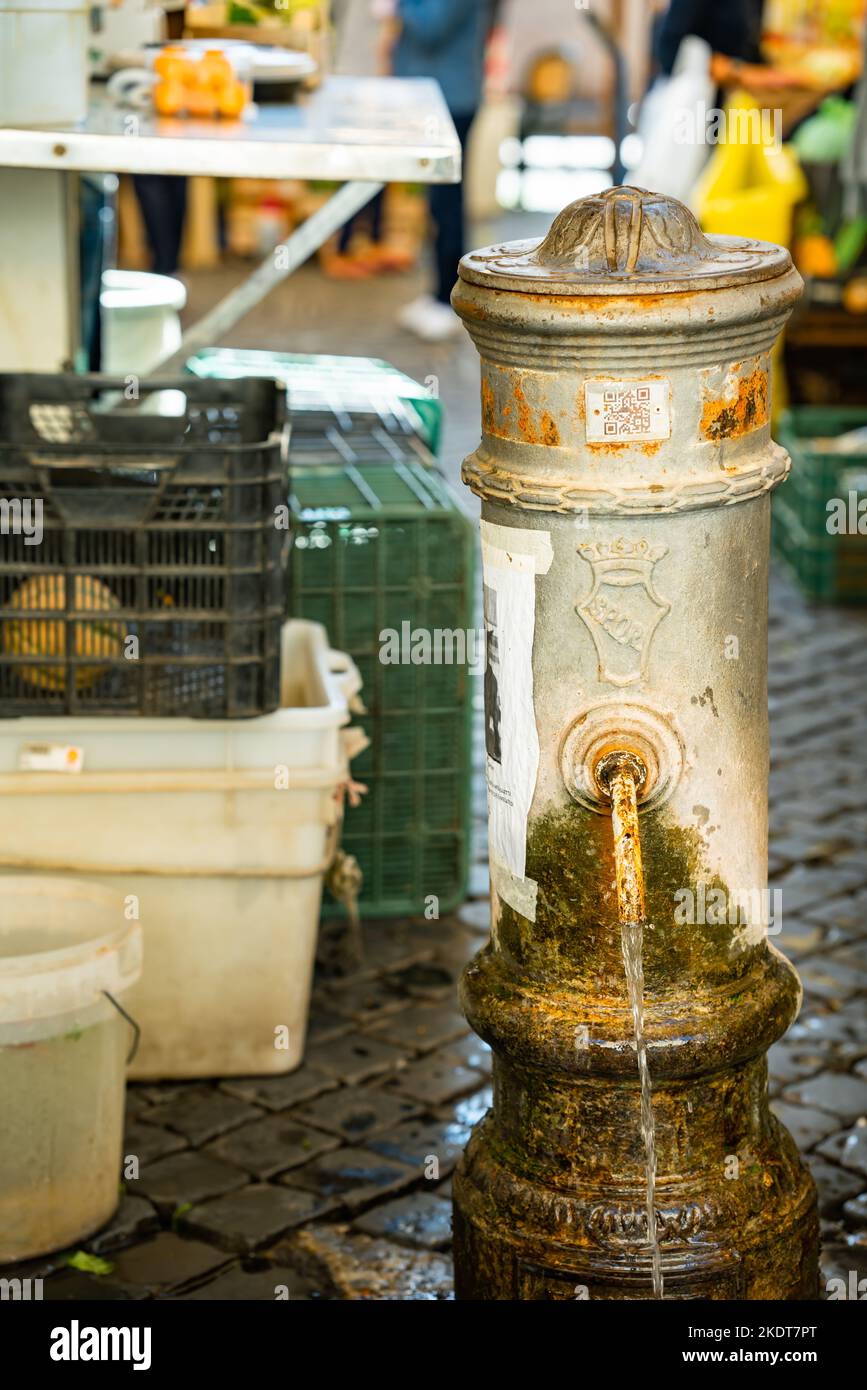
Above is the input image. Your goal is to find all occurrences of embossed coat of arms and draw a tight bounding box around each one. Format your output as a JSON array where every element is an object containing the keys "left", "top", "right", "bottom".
[{"left": 576, "top": 538, "right": 670, "bottom": 687}]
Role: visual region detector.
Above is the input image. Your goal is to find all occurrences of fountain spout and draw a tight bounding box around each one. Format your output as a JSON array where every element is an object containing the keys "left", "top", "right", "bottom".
[
  {"left": 595, "top": 748, "right": 663, "bottom": 1299},
  {"left": 594, "top": 750, "right": 647, "bottom": 929}
]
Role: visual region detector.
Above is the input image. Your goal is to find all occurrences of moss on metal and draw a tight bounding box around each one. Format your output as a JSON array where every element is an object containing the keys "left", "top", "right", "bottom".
[
  {"left": 495, "top": 802, "right": 761, "bottom": 992},
  {"left": 453, "top": 798, "right": 818, "bottom": 1299}
]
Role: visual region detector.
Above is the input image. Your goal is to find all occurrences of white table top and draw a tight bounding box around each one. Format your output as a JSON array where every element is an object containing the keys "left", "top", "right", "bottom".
[{"left": 0, "top": 76, "right": 461, "bottom": 183}]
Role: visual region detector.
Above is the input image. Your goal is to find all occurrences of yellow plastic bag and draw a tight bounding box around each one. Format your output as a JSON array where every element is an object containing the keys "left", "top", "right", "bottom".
[{"left": 693, "top": 92, "right": 807, "bottom": 248}]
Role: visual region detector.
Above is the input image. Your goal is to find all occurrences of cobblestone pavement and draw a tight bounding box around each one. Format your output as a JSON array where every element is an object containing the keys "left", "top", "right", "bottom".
[
  {"left": 9, "top": 565, "right": 866, "bottom": 1301},
  {"left": 10, "top": 244, "right": 867, "bottom": 1300}
]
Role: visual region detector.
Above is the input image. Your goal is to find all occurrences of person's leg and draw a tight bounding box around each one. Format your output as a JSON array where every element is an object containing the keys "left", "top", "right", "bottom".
[
  {"left": 430, "top": 111, "right": 475, "bottom": 304},
  {"left": 335, "top": 190, "right": 382, "bottom": 255},
  {"left": 168, "top": 176, "right": 187, "bottom": 272},
  {"left": 368, "top": 187, "right": 385, "bottom": 244},
  {"left": 397, "top": 114, "right": 474, "bottom": 339},
  {"left": 337, "top": 213, "right": 356, "bottom": 255},
  {"left": 132, "top": 175, "right": 187, "bottom": 276},
  {"left": 79, "top": 176, "right": 106, "bottom": 370}
]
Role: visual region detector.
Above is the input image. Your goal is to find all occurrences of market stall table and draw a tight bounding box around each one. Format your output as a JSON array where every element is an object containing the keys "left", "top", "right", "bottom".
[{"left": 0, "top": 76, "right": 461, "bottom": 371}]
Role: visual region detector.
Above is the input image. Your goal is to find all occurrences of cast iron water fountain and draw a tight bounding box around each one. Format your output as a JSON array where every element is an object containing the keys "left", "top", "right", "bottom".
[{"left": 451, "top": 187, "right": 819, "bottom": 1300}]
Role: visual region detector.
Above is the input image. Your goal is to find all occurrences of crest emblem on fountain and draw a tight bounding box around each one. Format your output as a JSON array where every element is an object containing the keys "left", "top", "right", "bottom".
[{"left": 576, "top": 537, "right": 670, "bottom": 687}]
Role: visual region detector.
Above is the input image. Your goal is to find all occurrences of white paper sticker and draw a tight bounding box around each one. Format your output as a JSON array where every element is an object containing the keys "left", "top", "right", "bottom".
[
  {"left": 585, "top": 379, "right": 670, "bottom": 443},
  {"left": 480, "top": 521, "right": 552, "bottom": 918},
  {"left": 19, "top": 742, "right": 84, "bottom": 773}
]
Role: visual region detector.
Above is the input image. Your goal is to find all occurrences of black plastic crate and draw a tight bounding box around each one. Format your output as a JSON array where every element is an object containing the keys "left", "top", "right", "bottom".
[{"left": 0, "top": 374, "right": 288, "bottom": 717}]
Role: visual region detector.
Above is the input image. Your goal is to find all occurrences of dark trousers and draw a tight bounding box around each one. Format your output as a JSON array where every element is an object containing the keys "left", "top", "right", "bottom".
[
  {"left": 132, "top": 174, "right": 188, "bottom": 277},
  {"left": 79, "top": 176, "right": 107, "bottom": 370},
  {"left": 430, "top": 110, "right": 475, "bottom": 304},
  {"left": 337, "top": 187, "right": 386, "bottom": 253}
]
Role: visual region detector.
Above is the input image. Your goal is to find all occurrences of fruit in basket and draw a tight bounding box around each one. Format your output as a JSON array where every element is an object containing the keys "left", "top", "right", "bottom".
[
  {"left": 154, "top": 45, "right": 194, "bottom": 85},
  {"left": 186, "top": 81, "right": 219, "bottom": 119},
  {"left": 796, "top": 48, "right": 858, "bottom": 90},
  {"left": 2, "top": 575, "right": 124, "bottom": 694},
  {"left": 200, "top": 49, "right": 234, "bottom": 91},
  {"left": 218, "top": 79, "right": 248, "bottom": 119},
  {"left": 155, "top": 79, "right": 185, "bottom": 117}
]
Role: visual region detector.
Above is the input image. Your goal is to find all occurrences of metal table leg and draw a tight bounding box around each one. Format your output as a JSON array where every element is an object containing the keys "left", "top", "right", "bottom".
[{"left": 156, "top": 178, "right": 384, "bottom": 372}]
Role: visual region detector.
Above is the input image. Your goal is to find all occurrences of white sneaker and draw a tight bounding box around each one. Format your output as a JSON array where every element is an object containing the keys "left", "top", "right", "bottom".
[{"left": 397, "top": 294, "right": 460, "bottom": 342}]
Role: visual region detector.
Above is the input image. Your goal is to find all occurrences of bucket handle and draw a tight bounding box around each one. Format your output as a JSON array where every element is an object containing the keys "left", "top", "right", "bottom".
[{"left": 102, "top": 989, "right": 141, "bottom": 1066}]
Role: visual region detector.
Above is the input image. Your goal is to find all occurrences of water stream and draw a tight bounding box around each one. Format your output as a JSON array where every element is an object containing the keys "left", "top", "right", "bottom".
[{"left": 620, "top": 919, "right": 664, "bottom": 1300}]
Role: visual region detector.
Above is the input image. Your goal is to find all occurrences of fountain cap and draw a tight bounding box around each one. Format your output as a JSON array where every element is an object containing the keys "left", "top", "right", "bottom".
[{"left": 457, "top": 185, "right": 793, "bottom": 297}]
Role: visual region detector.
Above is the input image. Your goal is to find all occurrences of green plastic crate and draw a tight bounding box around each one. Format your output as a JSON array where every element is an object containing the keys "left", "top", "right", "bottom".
[
  {"left": 290, "top": 459, "right": 476, "bottom": 917},
  {"left": 773, "top": 407, "right": 867, "bottom": 602},
  {"left": 185, "top": 349, "right": 443, "bottom": 454}
]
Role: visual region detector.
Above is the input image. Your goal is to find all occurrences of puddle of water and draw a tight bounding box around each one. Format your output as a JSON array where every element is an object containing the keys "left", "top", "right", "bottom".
[{"left": 620, "top": 919, "right": 663, "bottom": 1300}]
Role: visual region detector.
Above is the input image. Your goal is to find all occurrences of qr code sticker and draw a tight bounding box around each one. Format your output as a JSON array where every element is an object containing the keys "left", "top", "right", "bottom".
[
  {"left": 584, "top": 379, "right": 670, "bottom": 444},
  {"left": 602, "top": 386, "right": 652, "bottom": 437}
]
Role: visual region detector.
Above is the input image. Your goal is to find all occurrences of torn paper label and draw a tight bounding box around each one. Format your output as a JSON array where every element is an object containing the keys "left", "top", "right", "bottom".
[
  {"left": 19, "top": 742, "right": 83, "bottom": 773},
  {"left": 480, "top": 520, "right": 551, "bottom": 920}
]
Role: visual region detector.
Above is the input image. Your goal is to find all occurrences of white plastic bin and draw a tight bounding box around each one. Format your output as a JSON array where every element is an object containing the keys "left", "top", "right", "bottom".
[
  {"left": 0, "top": 878, "right": 141, "bottom": 1263},
  {"left": 0, "top": 0, "right": 89, "bottom": 127},
  {"left": 0, "top": 622, "right": 364, "bottom": 1080},
  {"left": 100, "top": 271, "right": 188, "bottom": 375}
]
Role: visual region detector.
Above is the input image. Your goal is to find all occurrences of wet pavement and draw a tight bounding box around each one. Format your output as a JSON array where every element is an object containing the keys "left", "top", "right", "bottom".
[
  {"left": 8, "top": 245, "right": 867, "bottom": 1300},
  {"left": 7, "top": 562, "right": 865, "bottom": 1301}
]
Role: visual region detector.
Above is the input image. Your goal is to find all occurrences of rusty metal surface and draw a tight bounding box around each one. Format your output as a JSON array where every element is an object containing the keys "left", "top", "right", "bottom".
[
  {"left": 452, "top": 187, "right": 819, "bottom": 1301},
  {"left": 700, "top": 360, "right": 770, "bottom": 442},
  {"left": 596, "top": 751, "right": 647, "bottom": 928}
]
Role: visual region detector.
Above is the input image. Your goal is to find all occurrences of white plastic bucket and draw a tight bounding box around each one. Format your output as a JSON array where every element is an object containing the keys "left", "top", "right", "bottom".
[
  {"left": 0, "top": 878, "right": 141, "bottom": 1263},
  {"left": 0, "top": 622, "right": 364, "bottom": 1080},
  {"left": 0, "top": 0, "right": 89, "bottom": 128},
  {"left": 100, "top": 270, "right": 188, "bottom": 375}
]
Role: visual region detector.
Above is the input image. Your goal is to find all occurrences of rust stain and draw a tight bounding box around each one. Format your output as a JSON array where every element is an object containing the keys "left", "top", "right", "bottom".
[
  {"left": 597, "top": 751, "right": 647, "bottom": 927},
  {"left": 452, "top": 296, "right": 488, "bottom": 321},
  {"left": 540, "top": 412, "right": 560, "bottom": 447},
  {"left": 481, "top": 378, "right": 495, "bottom": 432},
  {"left": 513, "top": 381, "right": 539, "bottom": 444},
  {"left": 518, "top": 290, "right": 693, "bottom": 310},
  {"left": 588, "top": 439, "right": 630, "bottom": 455},
  {"left": 586, "top": 438, "right": 662, "bottom": 457},
  {"left": 701, "top": 367, "right": 768, "bottom": 442}
]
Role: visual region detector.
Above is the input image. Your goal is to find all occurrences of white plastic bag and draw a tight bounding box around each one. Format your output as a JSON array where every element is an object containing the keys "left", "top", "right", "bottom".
[{"left": 630, "top": 37, "right": 715, "bottom": 202}]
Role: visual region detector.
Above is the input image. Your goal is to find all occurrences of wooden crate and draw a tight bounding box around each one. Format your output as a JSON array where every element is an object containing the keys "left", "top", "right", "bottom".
[{"left": 184, "top": 2, "right": 330, "bottom": 87}]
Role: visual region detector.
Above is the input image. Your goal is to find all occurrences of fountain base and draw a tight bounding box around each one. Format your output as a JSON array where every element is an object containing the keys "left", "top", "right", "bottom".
[
  {"left": 452, "top": 942, "right": 820, "bottom": 1302},
  {"left": 453, "top": 1101, "right": 819, "bottom": 1301}
]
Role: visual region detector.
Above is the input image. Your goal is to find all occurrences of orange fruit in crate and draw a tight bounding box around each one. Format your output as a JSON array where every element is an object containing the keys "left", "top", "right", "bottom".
[
  {"left": 154, "top": 45, "right": 193, "bottom": 85},
  {"left": 2, "top": 574, "right": 125, "bottom": 694},
  {"left": 155, "top": 79, "right": 185, "bottom": 117},
  {"left": 218, "top": 80, "right": 247, "bottom": 120},
  {"left": 185, "top": 79, "right": 218, "bottom": 119},
  {"left": 200, "top": 48, "right": 234, "bottom": 91}
]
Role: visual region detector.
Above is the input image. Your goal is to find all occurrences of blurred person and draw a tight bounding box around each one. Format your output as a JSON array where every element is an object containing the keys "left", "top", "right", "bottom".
[
  {"left": 324, "top": 0, "right": 415, "bottom": 279},
  {"left": 391, "top": 0, "right": 492, "bottom": 342},
  {"left": 127, "top": 0, "right": 188, "bottom": 276},
  {"left": 657, "top": 0, "right": 862, "bottom": 106},
  {"left": 131, "top": 175, "right": 187, "bottom": 277},
  {"left": 321, "top": 187, "right": 415, "bottom": 279}
]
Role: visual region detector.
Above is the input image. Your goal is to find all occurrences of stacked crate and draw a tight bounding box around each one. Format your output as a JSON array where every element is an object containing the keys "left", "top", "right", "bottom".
[
  {"left": 187, "top": 349, "right": 475, "bottom": 917},
  {"left": 774, "top": 407, "right": 867, "bottom": 602}
]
